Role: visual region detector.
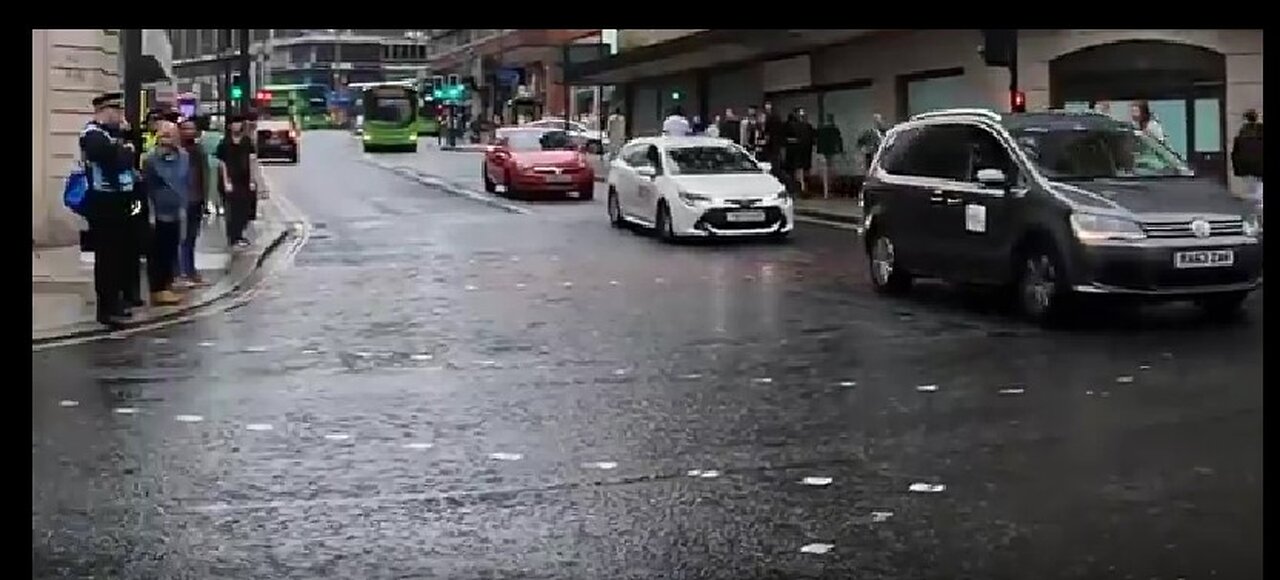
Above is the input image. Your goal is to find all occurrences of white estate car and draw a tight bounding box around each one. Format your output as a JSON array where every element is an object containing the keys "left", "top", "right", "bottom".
[
  {"left": 524, "top": 118, "right": 607, "bottom": 154},
  {"left": 606, "top": 136, "right": 794, "bottom": 241}
]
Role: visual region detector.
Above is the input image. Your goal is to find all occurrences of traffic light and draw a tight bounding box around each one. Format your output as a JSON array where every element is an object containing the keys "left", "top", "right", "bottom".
[
  {"left": 1011, "top": 90, "right": 1027, "bottom": 113},
  {"left": 256, "top": 91, "right": 272, "bottom": 101},
  {"left": 671, "top": 90, "right": 682, "bottom": 101},
  {"left": 229, "top": 74, "right": 245, "bottom": 101}
]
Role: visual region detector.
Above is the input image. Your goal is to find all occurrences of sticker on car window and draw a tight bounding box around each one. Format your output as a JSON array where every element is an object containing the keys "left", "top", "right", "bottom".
[{"left": 965, "top": 203, "right": 987, "bottom": 233}]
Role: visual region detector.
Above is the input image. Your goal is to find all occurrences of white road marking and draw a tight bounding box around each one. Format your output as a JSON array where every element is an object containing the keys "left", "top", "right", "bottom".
[
  {"left": 562, "top": 281, "right": 573, "bottom": 288},
  {"left": 58, "top": 400, "right": 79, "bottom": 408},
  {"left": 654, "top": 277, "right": 666, "bottom": 284},
  {"left": 410, "top": 353, "right": 433, "bottom": 361},
  {"left": 175, "top": 414, "right": 204, "bottom": 423},
  {"left": 465, "top": 285, "right": 478, "bottom": 291},
  {"left": 245, "top": 423, "right": 274, "bottom": 431},
  {"left": 1139, "top": 365, "right": 1152, "bottom": 371},
  {"left": 753, "top": 377, "right": 774, "bottom": 384},
  {"left": 801, "top": 476, "right": 833, "bottom": 486},
  {"left": 908, "top": 482, "right": 946, "bottom": 493},
  {"left": 152, "top": 338, "right": 169, "bottom": 344},
  {"left": 489, "top": 452, "right": 523, "bottom": 461},
  {"left": 583, "top": 461, "right": 618, "bottom": 470},
  {"left": 515, "top": 283, "right": 526, "bottom": 289},
  {"left": 612, "top": 368, "right": 628, "bottom": 376},
  {"left": 870, "top": 510, "right": 894, "bottom": 523},
  {"left": 679, "top": 373, "right": 704, "bottom": 380},
  {"left": 697, "top": 470, "right": 721, "bottom": 479},
  {"left": 608, "top": 280, "right": 619, "bottom": 286},
  {"left": 916, "top": 384, "right": 939, "bottom": 392},
  {"left": 402, "top": 442, "right": 434, "bottom": 450},
  {"left": 800, "top": 543, "right": 835, "bottom": 554},
  {"left": 839, "top": 381, "right": 857, "bottom": 387},
  {"left": 998, "top": 387, "right": 1026, "bottom": 395},
  {"left": 198, "top": 341, "right": 216, "bottom": 347},
  {"left": 243, "top": 346, "right": 268, "bottom": 353},
  {"left": 324, "top": 433, "right": 351, "bottom": 441},
  {"left": 113, "top": 407, "right": 138, "bottom": 415},
  {"left": 1116, "top": 375, "right": 1135, "bottom": 384}
]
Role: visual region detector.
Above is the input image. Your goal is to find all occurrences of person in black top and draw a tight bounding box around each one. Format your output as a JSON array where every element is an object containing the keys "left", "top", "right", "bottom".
[
  {"left": 718, "top": 108, "right": 741, "bottom": 146},
  {"left": 761, "top": 101, "right": 787, "bottom": 178},
  {"left": 784, "top": 107, "right": 816, "bottom": 195},
  {"left": 216, "top": 114, "right": 257, "bottom": 248},
  {"left": 1232, "top": 109, "right": 1264, "bottom": 201},
  {"left": 79, "top": 92, "right": 143, "bottom": 327}
]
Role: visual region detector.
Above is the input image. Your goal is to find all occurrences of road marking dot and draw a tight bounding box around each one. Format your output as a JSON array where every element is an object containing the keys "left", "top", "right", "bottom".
[
  {"left": 198, "top": 341, "right": 216, "bottom": 347},
  {"left": 697, "top": 470, "right": 721, "bottom": 479},
  {"left": 679, "top": 373, "right": 704, "bottom": 380},
  {"left": 908, "top": 482, "right": 946, "bottom": 493},
  {"left": 152, "top": 338, "right": 169, "bottom": 345},
  {"left": 654, "top": 277, "right": 666, "bottom": 284},
  {"left": 245, "top": 423, "right": 273, "bottom": 431},
  {"left": 998, "top": 387, "right": 1026, "bottom": 395},
  {"left": 1139, "top": 365, "right": 1152, "bottom": 371},
  {"left": 515, "top": 283, "right": 526, "bottom": 289},
  {"left": 465, "top": 285, "right": 478, "bottom": 291},
  {"left": 583, "top": 461, "right": 618, "bottom": 470},
  {"left": 113, "top": 407, "right": 138, "bottom": 415},
  {"left": 839, "top": 381, "right": 857, "bottom": 387},
  {"left": 562, "top": 281, "right": 573, "bottom": 288},
  {"left": 800, "top": 543, "right": 834, "bottom": 555},
  {"left": 871, "top": 510, "right": 894, "bottom": 523},
  {"left": 608, "top": 280, "right": 619, "bottom": 286},
  {"left": 753, "top": 377, "right": 773, "bottom": 384},
  {"left": 1116, "top": 375, "right": 1135, "bottom": 384},
  {"left": 410, "top": 354, "right": 433, "bottom": 361},
  {"left": 489, "top": 452, "right": 523, "bottom": 461},
  {"left": 402, "top": 442, "right": 434, "bottom": 450},
  {"left": 58, "top": 400, "right": 79, "bottom": 408},
  {"left": 324, "top": 433, "right": 351, "bottom": 441},
  {"left": 243, "top": 346, "right": 267, "bottom": 353},
  {"left": 175, "top": 415, "right": 204, "bottom": 423},
  {"left": 612, "top": 368, "right": 628, "bottom": 376},
  {"left": 801, "top": 476, "right": 833, "bottom": 486},
  {"left": 916, "top": 384, "right": 939, "bottom": 392}
]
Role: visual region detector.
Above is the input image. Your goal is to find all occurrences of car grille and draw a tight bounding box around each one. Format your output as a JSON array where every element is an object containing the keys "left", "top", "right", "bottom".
[
  {"left": 530, "top": 166, "right": 584, "bottom": 175},
  {"left": 1141, "top": 219, "right": 1244, "bottom": 238},
  {"left": 697, "top": 207, "right": 785, "bottom": 230}
]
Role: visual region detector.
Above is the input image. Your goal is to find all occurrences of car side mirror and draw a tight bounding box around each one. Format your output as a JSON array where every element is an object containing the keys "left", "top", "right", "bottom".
[
  {"left": 976, "top": 168, "right": 1007, "bottom": 187},
  {"left": 758, "top": 161, "right": 772, "bottom": 174},
  {"left": 636, "top": 166, "right": 657, "bottom": 178}
]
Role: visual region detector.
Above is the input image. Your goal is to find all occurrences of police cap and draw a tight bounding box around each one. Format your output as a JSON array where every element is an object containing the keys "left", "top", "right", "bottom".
[{"left": 91, "top": 92, "right": 124, "bottom": 109}]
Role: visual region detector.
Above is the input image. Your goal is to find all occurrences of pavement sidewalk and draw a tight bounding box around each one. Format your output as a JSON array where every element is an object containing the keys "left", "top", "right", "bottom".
[{"left": 32, "top": 200, "right": 293, "bottom": 344}]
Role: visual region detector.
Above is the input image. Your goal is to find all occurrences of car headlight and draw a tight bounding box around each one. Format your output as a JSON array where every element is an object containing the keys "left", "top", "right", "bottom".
[
  {"left": 1242, "top": 213, "right": 1263, "bottom": 237},
  {"left": 1070, "top": 213, "right": 1146, "bottom": 242},
  {"left": 679, "top": 191, "right": 712, "bottom": 205},
  {"left": 362, "top": 134, "right": 372, "bottom": 141}
]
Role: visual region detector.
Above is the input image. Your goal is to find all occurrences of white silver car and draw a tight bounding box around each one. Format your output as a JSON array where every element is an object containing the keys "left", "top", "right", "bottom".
[
  {"left": 524, "top": 118, "right": 607, "bottom": 154},
  {"left": 607, "top": 136, "right": 794, "bottom": 241}
]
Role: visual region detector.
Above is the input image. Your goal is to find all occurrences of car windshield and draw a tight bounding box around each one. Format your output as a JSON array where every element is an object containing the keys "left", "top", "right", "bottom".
[
  {"left": 665, "top": 145, "right": 760, "bottom": 175},
  {"left": 365, "top": 95, "right": 413, "bottom": 126},
  {"left": 1011, "top": 125, "right": 1194, "bottom": 179},
  {"left": 502, "top": 130, "right": 574, "bottom": 152}
]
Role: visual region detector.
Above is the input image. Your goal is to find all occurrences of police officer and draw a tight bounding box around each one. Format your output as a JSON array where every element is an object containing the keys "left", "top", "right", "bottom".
[{"left": 80, "top": 92, "right": 142, "bottom": 327}]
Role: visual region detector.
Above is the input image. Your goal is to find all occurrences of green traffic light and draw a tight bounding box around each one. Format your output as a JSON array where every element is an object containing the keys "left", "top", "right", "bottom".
[
  {"left": 671, "top": 91, "right": 682, "bottom": 100},
  {"left": 230, "top": 85, "right": 243, "bottom": 100}
]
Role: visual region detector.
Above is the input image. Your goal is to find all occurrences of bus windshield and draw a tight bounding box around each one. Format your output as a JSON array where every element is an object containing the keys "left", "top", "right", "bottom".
[{"left": 364, "top": 89, "right": 415, "bottom": 126}]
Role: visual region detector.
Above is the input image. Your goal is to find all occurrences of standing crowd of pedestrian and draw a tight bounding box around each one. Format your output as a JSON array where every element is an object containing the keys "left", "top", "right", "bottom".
[{"left": 74, "top": 91, "right": 268, "bottom": 329}]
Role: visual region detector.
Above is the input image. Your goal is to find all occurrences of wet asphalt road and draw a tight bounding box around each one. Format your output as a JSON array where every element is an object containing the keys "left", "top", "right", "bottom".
[{"left": 33, "top": 132, "right": 1263, "bottom": 579}]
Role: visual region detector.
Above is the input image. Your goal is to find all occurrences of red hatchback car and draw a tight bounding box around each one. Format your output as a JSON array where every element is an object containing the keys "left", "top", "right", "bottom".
[{"left": 483, "top": 128, "right": 595, "bottom": 200}]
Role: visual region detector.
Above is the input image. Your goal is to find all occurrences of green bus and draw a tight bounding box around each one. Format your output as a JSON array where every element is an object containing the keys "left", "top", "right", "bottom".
[
  {"left": 417, "top": 90, "right": 441, "bottom": 136},
  {"left": 361, "top": 84, "right": 419, "bottom": 153},
  {"left": 259, "top": 83, "right": 331, "bottom": 130}
]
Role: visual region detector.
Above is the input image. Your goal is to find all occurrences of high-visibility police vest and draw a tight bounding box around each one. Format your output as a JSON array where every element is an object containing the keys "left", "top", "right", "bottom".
[
  {"left": 142, "top": 131, "right": 158, "bottom": 153},
  {"left": 79, "top": 123, "right": 135, "bottom": 193}
]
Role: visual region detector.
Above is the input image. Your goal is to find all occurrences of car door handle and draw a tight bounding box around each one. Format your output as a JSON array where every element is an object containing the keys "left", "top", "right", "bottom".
[{"left": 929, "top": 190, "right": 947, "bottom": 204}]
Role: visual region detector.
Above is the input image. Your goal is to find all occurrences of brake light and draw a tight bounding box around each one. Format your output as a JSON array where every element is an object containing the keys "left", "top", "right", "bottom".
[{"left": 289, "top": 129, "right": 298, "bottom": 139}]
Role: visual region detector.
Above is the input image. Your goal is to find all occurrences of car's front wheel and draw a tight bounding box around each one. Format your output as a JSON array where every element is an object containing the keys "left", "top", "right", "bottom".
[
  {"left": 867, "top": 229, "right": 911, "bottom": 294},
  {"left": 1195, "top": 290, "right": 1249, "bottom": 319},
  {"left": 1016, "top": 243, "right": 1073, "bottom": 326},
  {"left": 656, "top": 202, "right": 679, "bottom": 243}
]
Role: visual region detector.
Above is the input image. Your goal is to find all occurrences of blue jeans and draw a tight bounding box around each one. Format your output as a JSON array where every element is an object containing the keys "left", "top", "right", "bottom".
[{"left": 178, "top": 204, "right": 203, "bottom": 278}]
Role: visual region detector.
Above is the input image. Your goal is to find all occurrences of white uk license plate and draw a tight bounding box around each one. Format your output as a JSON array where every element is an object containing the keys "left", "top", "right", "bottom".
[
  {"left": 726, "top": 210, "right": 766, "bottom": 222},
  {"left": 545, "top": 175, "right": 573, "bottom": 184},
  {"left": 1174, "top": 249, "right": 1234, "bottom": 268}
]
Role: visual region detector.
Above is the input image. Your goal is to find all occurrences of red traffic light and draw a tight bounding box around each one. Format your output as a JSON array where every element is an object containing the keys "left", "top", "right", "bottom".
[
  {"left": 257, "top": 91, "right": 272, "bottom": 101},
  {"left": 1011, "top": 90, "right": 1026, "bottom": 113}
]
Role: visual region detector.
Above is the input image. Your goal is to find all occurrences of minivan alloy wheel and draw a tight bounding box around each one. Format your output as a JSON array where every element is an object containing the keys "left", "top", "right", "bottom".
[
  {"left": 871, "top": 236, "right": 896, "bottom": 286},
  {"left": 1022, "top": 254, "right": 1058, "bottom": 314}
]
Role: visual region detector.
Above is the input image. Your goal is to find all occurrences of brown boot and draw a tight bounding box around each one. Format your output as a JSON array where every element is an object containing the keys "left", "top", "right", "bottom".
[{"left": 151, "top": 290, "right": 182, "bottom": 306}]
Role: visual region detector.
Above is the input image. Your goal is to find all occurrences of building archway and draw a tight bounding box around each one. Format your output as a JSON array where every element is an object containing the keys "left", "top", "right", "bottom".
[{"left": 1049, "top": 40, "right": 1228, "bottom": 181}]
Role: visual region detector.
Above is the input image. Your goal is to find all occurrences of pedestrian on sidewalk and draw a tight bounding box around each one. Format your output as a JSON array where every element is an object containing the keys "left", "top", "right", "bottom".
[
  {"left": 718, "top": 108, "right": 741, "bottom": 146},
  {"left": 216, "top": 114, "right": 257, "bottom": 249},
  {"left": 856, "top": 113, "right": 889, "bottom": 173},
  {"left": 607, "top": 108, "right": 627, "bottom": 158},
  {"left": 198, "top": 115, "right": 225, "bottom": 217},
  {"left": 176, "top": 118, "right": 210, "bottom": 287},
  {"left": 706, "top": 115, "right": 721, "bottom": 138},
  {"left": 741, "top": 106, "right": 761, "bottom": 157},
  {"left": 141, "top": 121, "right": 190, "bottom": 306},
  {"left": 762, "top": 101, "right": 787, "bottom": 178},
  {"left": 1131, "top": 101, "right": 1166, "bottom": 143},
  {"left": 79, "top": 92, "right": 140, "bottom": 327},
  {"left": 1232, "top": 109, "right": 1264, "bottom": 202},
  {"left": 785, "top": 108, "right": 816, "bottom": 195},
  {"left": 662, "top": 106, "right": 691, "bottom": 137}
]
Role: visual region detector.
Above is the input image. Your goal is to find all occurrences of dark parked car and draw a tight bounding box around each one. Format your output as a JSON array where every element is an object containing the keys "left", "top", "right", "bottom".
[{"left": 861, "top": 108, "right": 1263, "bottom": 325}]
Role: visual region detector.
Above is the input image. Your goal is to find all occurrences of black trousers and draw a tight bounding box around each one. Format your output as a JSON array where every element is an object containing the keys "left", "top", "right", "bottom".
[
  {"left": 148, "top": 220, "right": 180, "bottom": 293},
  {"left": 225, "top": 194, "right": 253, "bottom": 244},
  {"left": 85, "top": 195, "right": 133, "bottom": 317}
]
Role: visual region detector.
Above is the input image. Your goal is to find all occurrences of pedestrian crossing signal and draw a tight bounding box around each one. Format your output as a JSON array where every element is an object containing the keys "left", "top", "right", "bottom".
[{"left": 1011, "top": 90, "right": 1026, "bottom": 113}]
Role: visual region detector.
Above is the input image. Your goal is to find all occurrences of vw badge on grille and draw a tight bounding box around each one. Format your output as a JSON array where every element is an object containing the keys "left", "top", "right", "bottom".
[{"left": 1190, "top": 219, "right": 1211, "bottom": 238}]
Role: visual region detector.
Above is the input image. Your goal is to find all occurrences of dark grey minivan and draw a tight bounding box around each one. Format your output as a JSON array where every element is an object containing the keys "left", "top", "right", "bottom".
[{"left": 861, "top": 108, "right": 1263, "bottom": 325}]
